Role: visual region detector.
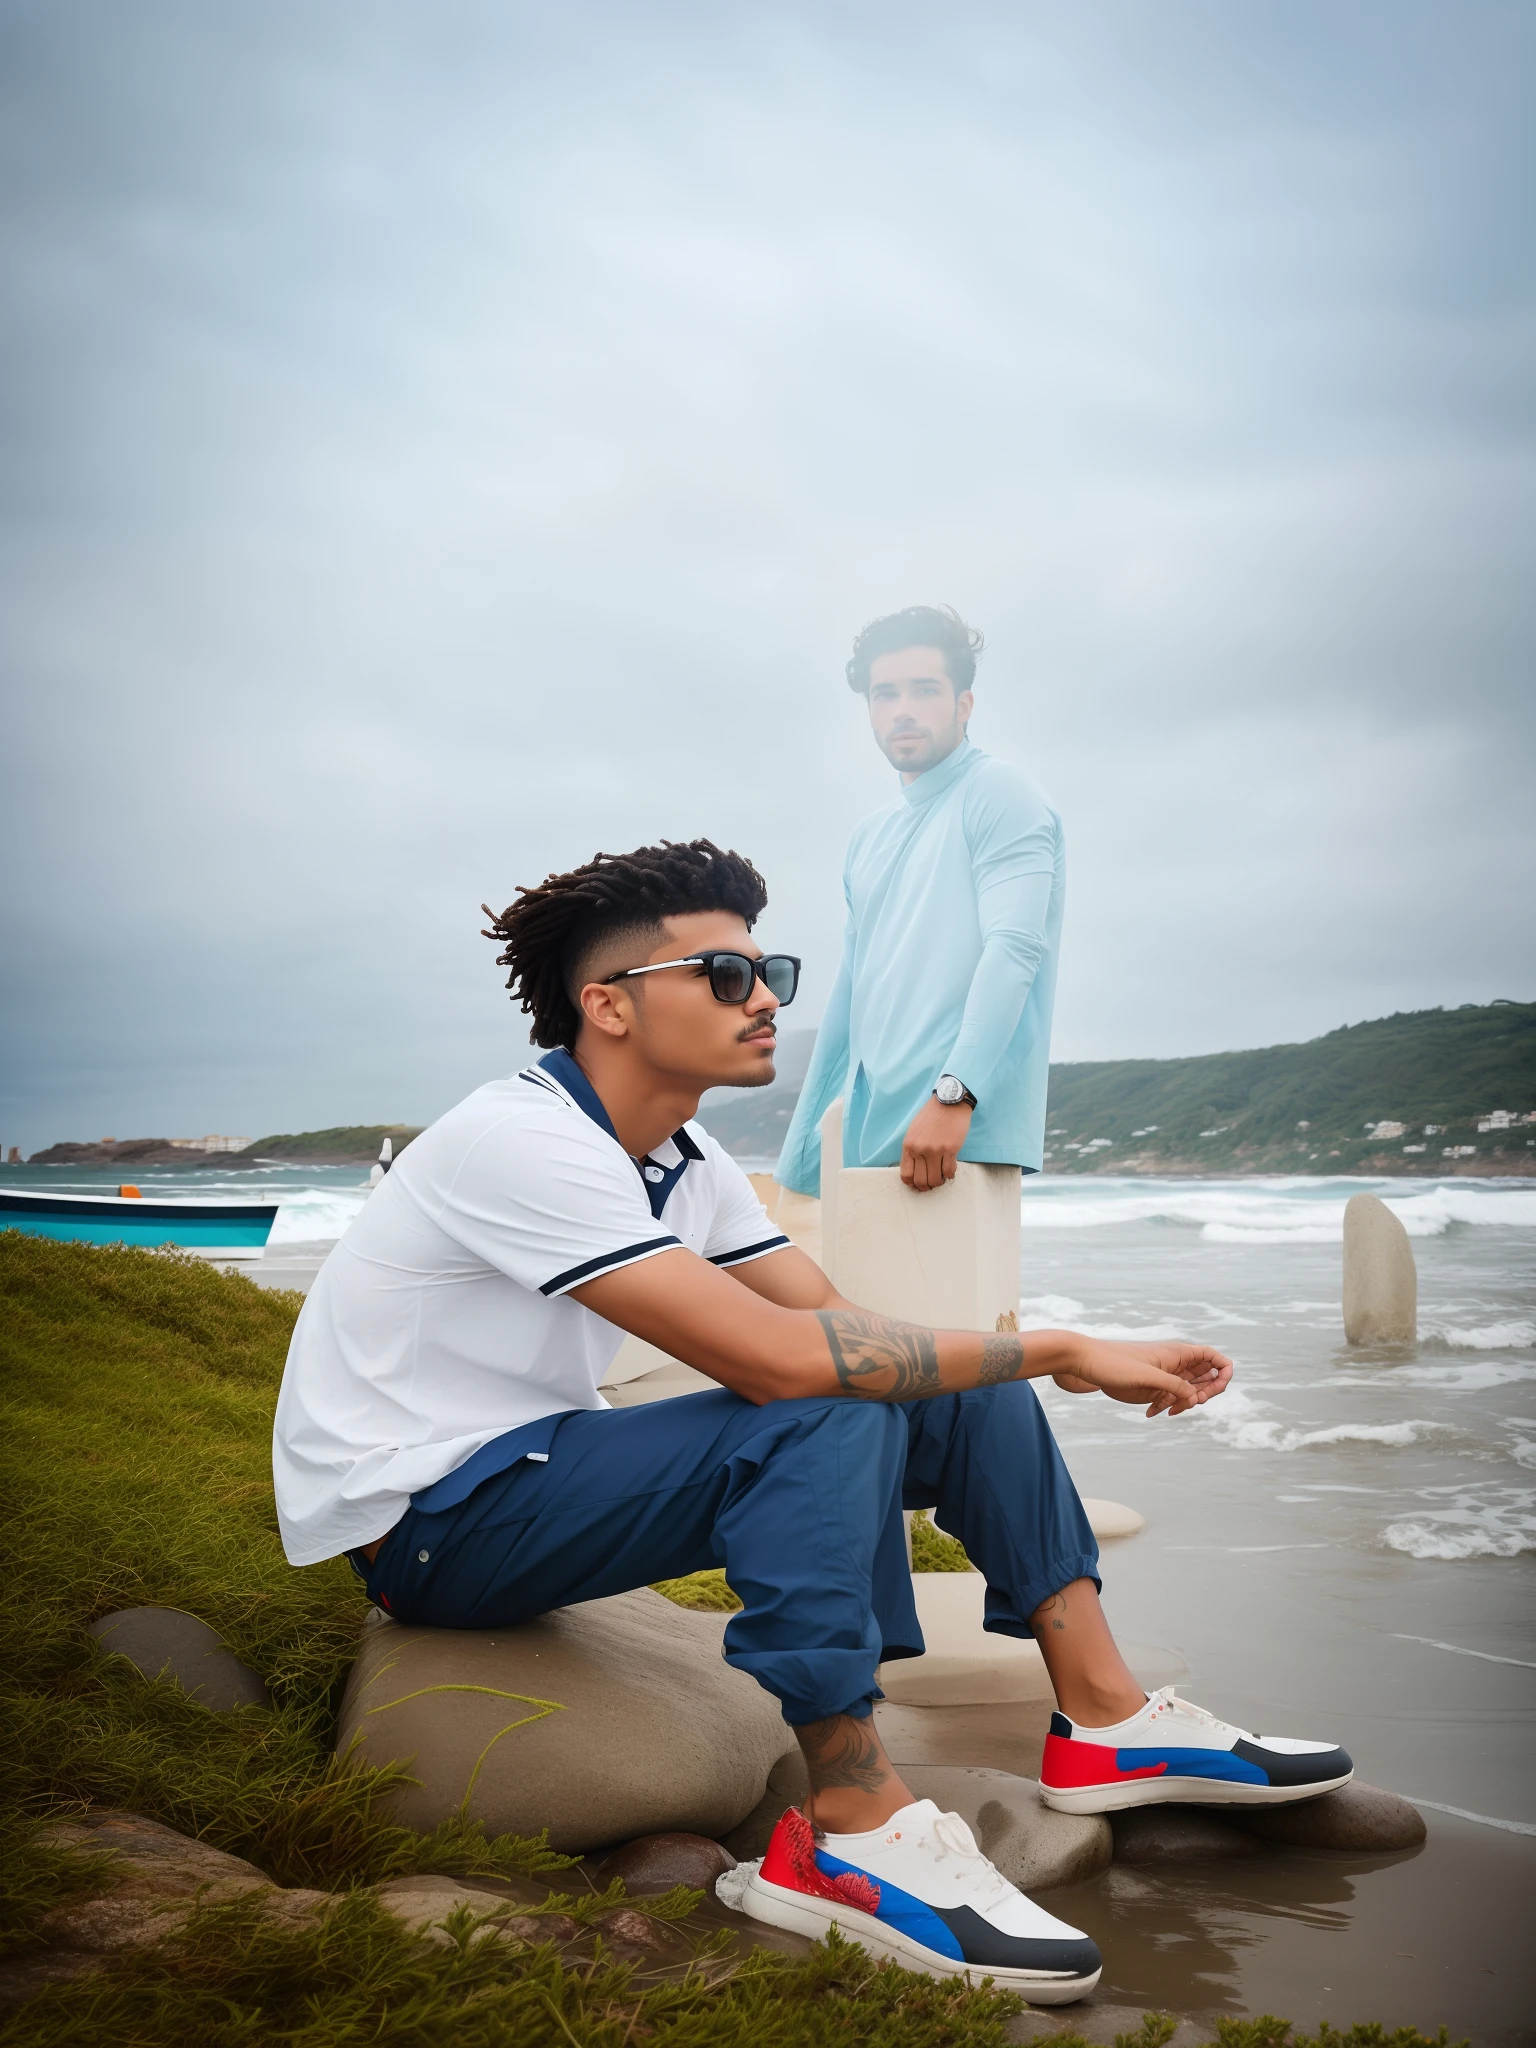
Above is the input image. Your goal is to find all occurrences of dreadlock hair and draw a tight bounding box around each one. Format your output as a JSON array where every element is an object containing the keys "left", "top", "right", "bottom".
[{"left": 482, "top": 838, "right": 770, "bottom": 1050}]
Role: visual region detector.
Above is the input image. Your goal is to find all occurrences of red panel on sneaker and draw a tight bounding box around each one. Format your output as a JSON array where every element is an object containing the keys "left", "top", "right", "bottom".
[{"left": 1041, "top": 1730, "right": 1168, "bottom": 1788}]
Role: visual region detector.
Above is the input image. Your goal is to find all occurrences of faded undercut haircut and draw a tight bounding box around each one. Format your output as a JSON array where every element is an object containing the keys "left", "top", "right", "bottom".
[
  {"left": 483, "top": 838, "right": 769, "bottom": 1050},
  {"left": 845, "top": 604, "right": 985, "bottom": 696}
]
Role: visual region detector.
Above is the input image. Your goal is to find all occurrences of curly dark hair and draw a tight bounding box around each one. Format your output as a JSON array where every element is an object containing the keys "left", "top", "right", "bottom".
[
  {"left": 483, "top": 838, "right": 770, "bottom": 1050},
  {"left": 845, "top": 604, "right": 985, "bottom": 696}
]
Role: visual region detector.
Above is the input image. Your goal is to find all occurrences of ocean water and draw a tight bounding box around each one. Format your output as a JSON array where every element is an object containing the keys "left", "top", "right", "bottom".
[{"left": 1016, "top": 1174, "right": 1536, "bottom": 1831}]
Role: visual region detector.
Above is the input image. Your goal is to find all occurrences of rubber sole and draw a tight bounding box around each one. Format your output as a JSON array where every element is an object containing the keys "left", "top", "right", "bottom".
[
  {"left": 739, "top": 1872, "right": 1101, "bottom": 2004},
  {"left": 1039, "top": 1768, "right": 1355, "bottom": 1815}
]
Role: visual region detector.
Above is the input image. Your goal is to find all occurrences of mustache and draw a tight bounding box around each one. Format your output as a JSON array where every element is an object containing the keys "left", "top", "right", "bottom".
[{"left": 737, "top": 1021, "right": 777, "bottom": 1042}]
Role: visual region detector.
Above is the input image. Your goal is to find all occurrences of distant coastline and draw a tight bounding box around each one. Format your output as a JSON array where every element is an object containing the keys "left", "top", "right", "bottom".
[
  {"left": 18, "top": 999, "right": 1534, "bottom": 1179},
  {"left": 24, "top": 1125, "right": 422, "bottom": 1170},
  {"left": 696, "top": 999, "right": 1536, "bottom": 1178}
]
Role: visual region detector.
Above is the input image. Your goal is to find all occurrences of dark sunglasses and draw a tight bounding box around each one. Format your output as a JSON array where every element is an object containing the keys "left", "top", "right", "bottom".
[{"left": 603, "top": 950, "right": 801, "bottom": 1006}]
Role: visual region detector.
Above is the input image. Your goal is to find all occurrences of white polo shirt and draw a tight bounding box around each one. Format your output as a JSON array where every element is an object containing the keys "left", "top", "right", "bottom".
[{"left": 272, "top": 1049, "right": 790, "bottom": 1565}]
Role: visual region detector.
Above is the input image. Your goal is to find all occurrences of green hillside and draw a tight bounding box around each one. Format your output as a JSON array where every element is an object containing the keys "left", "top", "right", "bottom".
[
  {"left": 1043, "top": 1000, "right": 1536, "bottom": 1175},
  {"left": 696, "top": 1001, "right": 1536, "bottom": 1175},
  {"left": 241, "top": 1124, "right": 421, "bottom": 1164}
]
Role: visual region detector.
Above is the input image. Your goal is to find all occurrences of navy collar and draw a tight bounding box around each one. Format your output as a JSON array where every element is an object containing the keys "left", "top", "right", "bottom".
[{"left": 538, "top": 1048, "right": 702, "bottom": 1220}]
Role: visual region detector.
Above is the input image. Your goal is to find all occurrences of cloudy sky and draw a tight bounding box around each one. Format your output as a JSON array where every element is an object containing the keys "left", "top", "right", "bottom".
[{"left": 2, "top": 1, "right": 1532, "bottom": 1153}]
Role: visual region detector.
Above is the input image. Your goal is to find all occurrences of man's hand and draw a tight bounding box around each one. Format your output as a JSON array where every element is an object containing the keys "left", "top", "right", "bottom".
[
  {"left": 901, "top": 1097, "right": 973, "bottom": 1192},
  {"left": 1051, "top": 1336, "right": 1233, "bottom": 1417}
]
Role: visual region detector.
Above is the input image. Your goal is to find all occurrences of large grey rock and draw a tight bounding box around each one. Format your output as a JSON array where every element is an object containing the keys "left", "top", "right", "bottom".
[
  {"left": 336, "top": 1590, "right": 796, "bottom": 1854},
  {"left": 723, "top": 1754, "right": 1110, "bottom": 1891},
  {"left": 1227, "top": 1781, "right": 1426, "bottom": 1852},
  {"left": 1343, "top": 1192, "right": 1417, "bottom": 1344},
  {"left": 1110, "top": 1806, "right": 1261, "bottom": 1864},
  {"left": 88, "top": 1607, "right": 270, "bottom": 1712}
]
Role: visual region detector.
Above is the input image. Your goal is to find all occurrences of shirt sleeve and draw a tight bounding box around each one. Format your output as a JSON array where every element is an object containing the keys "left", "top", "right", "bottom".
[
  {"left": 944, "top": 776, "right": 1062, "bottom": 1101},
  {"left": 697, "top": 1137, "right": 793, "bottom": 1268},
  {"left": 775, "top": 878, "right": 856, "bottom": 1197},
  {"left": 435, "top": 1102, "right": 684, "bottom": 1297}
]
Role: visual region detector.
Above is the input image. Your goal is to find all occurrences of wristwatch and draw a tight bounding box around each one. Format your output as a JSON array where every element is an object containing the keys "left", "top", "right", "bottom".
[{"left": 934, "top": 1074, "right": 977, "bottom": 1109}]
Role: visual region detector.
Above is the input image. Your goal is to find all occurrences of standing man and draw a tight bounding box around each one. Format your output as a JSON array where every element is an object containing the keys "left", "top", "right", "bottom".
[{"left": 777, "top": 605, "right": 1063, "bottom": 1200}]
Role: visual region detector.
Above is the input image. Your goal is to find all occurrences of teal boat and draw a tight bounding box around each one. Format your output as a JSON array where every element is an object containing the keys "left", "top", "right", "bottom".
[{"left": 0, "top": 1188, "right": 278, "bottom": 1259}]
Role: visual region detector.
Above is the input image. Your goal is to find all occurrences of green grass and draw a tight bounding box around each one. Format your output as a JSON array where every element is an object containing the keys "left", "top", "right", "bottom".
[
  {"left": 652, "top": 1566, "right": 744, "bottom": 1611},
  {"left": 0, "top": 1234, "right": 1466, "bottom": 2045},
  {"left": 910, "top": 1510, "right": 972, "bottom": 1572}
]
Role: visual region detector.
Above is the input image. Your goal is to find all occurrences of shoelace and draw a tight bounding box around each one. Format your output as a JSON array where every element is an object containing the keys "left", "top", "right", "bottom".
[
  {"left": 1144, "top": 1686, "right": 1251, "bottom": 1739},
  {"left": 929, "top": 1810, "right": 1016, "bottom": 1910}
]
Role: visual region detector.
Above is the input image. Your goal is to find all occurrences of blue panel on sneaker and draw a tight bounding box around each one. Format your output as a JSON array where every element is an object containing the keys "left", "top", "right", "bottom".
[
  {"left": 812, "top": 1846, "right": 965, "bottom": 1960},
  {"left": 1116, "top": 1745, "right": 1269, "bottom": 1784}
]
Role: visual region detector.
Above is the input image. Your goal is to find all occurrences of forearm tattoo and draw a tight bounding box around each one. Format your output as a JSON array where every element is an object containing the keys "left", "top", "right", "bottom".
[
  {"left": 797, "top": 1715, "right": 893, "bottom": 1795},
  {"left": 978, "top": 1332, "right": 1026, "bottom": 1384},
  {"left": 816, "top": 1310, "right": 941, "bottom": 1399}
]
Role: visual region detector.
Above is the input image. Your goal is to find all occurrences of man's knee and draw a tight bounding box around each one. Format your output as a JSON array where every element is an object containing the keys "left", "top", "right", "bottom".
[{"left": 778, "top": 1393, "right": 907, "bottom": 1446}]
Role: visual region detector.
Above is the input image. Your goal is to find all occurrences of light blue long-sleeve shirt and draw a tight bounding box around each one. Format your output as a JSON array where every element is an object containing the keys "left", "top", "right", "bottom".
[{"left": 776, "top": 738, "right": 1064, "bottom": 1197}]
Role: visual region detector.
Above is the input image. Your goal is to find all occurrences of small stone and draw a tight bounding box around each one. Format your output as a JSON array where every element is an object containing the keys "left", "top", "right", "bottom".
[
  {"left": 1110, "top": 1807, "right": 1262, "bottom": 1864},
  {"left": 374, "top": 1874, "right": 521, "bottom": 1941},
  {"left": 1228, "top": 1781, "right": 1426, "bottom": 1852},
  {"left": 596, "top": 1908, "right": 662, "bottom": 1948},
  {"left": 510, "top": 1912, "right": 582, "bottom": 1945},
  {"left": 88, "top": 1608, "right": 270, "bottom": 1713},
  {"left": 597, "top": 1832, "right": 735, "bottom": 1893},
  {"left": 1080, "top": 1498, "right": 1146, "bottom": 1540},
  {"left": 494, "top": 1914, "right": 548, "bottom": 1945}
]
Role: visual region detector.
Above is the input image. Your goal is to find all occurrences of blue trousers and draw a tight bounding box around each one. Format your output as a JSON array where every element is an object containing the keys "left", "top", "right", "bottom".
[{"left": 361, "top": 1382, "right": 1099, "bottom": 1727}]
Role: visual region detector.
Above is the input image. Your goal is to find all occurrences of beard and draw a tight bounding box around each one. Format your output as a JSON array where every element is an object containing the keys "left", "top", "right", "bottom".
[
  {"left": 878, "top": 723, "right": 959, "bottom": 773},
  {"left": 733, "top": 1022, "right": 778, "bottom": 1087}
]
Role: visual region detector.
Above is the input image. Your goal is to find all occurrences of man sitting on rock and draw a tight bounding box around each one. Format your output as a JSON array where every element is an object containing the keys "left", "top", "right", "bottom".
[{"left": 272, "top": 837, "right": 1352, "bottom": 2005}]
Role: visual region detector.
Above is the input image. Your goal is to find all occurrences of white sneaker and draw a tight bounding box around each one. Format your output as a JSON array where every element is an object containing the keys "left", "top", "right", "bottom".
[
  {"left": 1040, "top": 1686, "right": 1354, "bottom": 1814},
  {"left": 733, "top": 1800, "right": 1101, "bottom": 2003}
]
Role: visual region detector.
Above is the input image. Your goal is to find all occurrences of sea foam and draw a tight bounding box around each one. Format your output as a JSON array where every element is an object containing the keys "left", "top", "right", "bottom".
[
  {"left": 269, "top": 1187, "right": 370, "bottom": 1245},
  {"left": 1195, "top": 1386, "right": 1449, "bottom": 1454},
  {"left": 1018, "top": 1176, "right": 1536, "bottom": 1244},
  {"left": 1383, "top": 1506, "right": 1536, "bottom": 1561}
]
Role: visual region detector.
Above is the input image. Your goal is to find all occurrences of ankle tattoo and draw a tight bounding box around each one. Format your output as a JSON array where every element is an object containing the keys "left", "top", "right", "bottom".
[
  {"left": 1030, "top": 1592, "right": 1068, "bottom": 1636},
  {"left": 798, "top": 1715, "right": 891, "bottom": 1796}
]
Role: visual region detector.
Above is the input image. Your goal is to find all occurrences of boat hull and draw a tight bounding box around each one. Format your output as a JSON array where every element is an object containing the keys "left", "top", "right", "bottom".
[{"left": 0, "top": 1190, "right": 278, "bottom": 1259}]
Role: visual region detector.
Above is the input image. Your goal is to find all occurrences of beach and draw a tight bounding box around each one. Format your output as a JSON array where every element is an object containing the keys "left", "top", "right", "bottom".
[{"left": 6, "top": 1159, "right": 1532, "bottom": 2037}]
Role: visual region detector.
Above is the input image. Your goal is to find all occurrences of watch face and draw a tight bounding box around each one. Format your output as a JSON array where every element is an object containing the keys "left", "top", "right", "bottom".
[{"left": 938, "top": 1077, "right": 962, "bottom": 1104}]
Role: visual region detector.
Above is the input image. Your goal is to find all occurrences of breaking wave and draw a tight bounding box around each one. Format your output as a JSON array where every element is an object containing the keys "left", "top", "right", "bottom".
[
  {"left": 1019, "top": 1177, "right": 1536, "bottom": 1243},
  {"left": 269, "top": 1187, "right": 370, "bottom": 1245},
  {"left": 1421, "top": 1318, "right": 1536, "bottom": 1351},
  {"left": 1383, "top": 1497, "right": 1536, "bottom": 1561},
  {"left": 1194, "top": 1386, "right": 1450, "bottom": 1454}
]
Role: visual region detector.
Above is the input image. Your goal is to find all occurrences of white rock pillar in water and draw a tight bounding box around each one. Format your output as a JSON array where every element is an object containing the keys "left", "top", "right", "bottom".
[
  {"left": 1343, "top": 1192, "right": 1417, "bottom": 1344},
  {"left": 817, "top": 1103, "right": 1020, "bottom": 1331}
]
